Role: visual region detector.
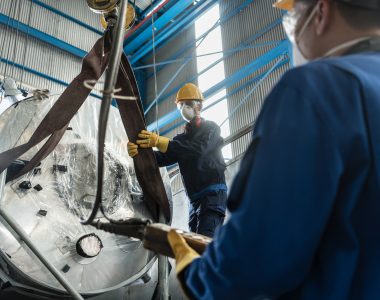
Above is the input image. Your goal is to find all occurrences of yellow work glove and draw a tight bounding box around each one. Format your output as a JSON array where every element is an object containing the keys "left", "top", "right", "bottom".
[
  {"left": 167, "top": 229, "right": 200, "bottom": 275},
  {"left": 127, "top": 142, "right": 138, "bottom": 158},
  {"left": 136, "top": 130, "right": 170, "bottom": 153}
]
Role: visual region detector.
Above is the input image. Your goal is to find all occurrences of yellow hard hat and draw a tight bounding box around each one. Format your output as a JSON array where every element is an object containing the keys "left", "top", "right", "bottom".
[
  {"left": 175, "top": 83, "right": 204, "bottom": 104},
  {"left": 273, "top": 0, "right": 295, "bottom": 10}
]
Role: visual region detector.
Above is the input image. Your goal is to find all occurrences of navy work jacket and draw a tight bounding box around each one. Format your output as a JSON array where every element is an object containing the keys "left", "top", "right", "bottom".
[
  {"left": 155, "top": 119, "right": 226, "bottom": 201},
  {"left": 183, "top": 42, "right": 380, "bottom": 299}
]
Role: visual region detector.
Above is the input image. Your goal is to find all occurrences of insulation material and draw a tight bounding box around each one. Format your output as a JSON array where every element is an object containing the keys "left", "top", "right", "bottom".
[{"left": 0, "top": 95, "right": 172, "bottom": 294}]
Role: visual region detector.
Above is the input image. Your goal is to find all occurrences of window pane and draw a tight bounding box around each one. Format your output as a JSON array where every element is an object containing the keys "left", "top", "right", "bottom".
[{"left": 195, "top": 4, "right": 231, "bottom": 159}]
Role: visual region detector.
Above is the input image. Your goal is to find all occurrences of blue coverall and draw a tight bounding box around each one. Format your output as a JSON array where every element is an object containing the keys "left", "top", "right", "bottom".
[
  {"left": 182, "top": 40, "right": 380, "bottom": 299},
  {"left": 155, "top": 118, "right": 227, "bottom": 237}
]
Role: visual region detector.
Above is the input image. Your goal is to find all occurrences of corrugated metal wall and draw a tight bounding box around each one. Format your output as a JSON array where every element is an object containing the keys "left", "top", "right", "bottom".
[
  {"left": 219, "top": 0, "right": 290, "bottom": 158},
  {"left": 144, "top": 25, "right": 197, "bottom": 139},
  {"left": 0, "top": 0, "right": 102, "bottom": 97}
]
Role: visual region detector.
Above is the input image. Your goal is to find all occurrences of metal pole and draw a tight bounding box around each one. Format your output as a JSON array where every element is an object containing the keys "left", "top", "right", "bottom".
[
  {"left": 0, "top": 172, "right": 83, "bottom": 300},
  {"left": 83, "top": 0, "right": 129, "bottom": 224},
  {"left": 157, "top": 211, "right": 169, "bottom": 300}
]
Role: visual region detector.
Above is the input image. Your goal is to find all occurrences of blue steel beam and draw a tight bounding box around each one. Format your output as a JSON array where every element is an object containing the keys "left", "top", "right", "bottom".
[
  {"left": 130, "top": 0, "right": 216, "bottom": 64},
  {"left": 124, "top": 0, "right": 194, "bottom": 55},
  {"left": 153, "top": 0, "right": 256, "bottom": 60},
  {"left": 144, "top": 20, "right": 284, "bottom": 112},
  {"left": 133, "top": 0, "right": 255, "bottom": 65},
  {"left": 147, "top": 17, "right": 282, "bottom": 79},
  {"left": 134, "top": 41, "right": 281, "bottom": 70},
  {"left": 147, "top": 41, "right": 289, "bottom": 132},
  {"left": 0, "top": 13, "right": 86, "bottom": 58},
  {"left": 140, "top": 0, "right": 167, "bottom": 18},
  {"left": 126, "top": 0, "right": 176, "bottom": 43},
  {"left": 31, "top": 0, "right": 102, "bottom": 35}
]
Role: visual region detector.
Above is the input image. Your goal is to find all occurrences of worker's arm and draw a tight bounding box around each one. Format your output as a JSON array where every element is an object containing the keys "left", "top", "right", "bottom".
[
  {"left": 154, "top": 150, "right": 178, "bottom": 167},
  {"left": 167, "top": 122, "right": 224, "bottom": 158},
  {"left": 180, "top": 66, "right": 346, "bottom": 299}
]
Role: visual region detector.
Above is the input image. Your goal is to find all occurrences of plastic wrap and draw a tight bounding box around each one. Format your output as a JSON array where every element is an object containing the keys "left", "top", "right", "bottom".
[{"left": 0, "top": 95, "right": 172, "bottom": 294}]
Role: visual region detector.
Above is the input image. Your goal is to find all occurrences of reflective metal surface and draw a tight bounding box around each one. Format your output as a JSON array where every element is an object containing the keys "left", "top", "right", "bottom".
[{"left": 0, "top": 96, "right": 172, "bottom": 295}]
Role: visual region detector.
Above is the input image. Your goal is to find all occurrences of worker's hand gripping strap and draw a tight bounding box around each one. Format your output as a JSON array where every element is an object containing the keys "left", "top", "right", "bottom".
[
  {"left": 115, "top": 54, "right": 171, "bottom": 222},
  {"left": 0, "top": 32, "right": 112, "bottom": 180}
]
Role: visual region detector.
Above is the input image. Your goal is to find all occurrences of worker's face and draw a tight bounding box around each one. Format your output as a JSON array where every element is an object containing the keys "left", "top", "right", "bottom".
[
  {"left": 284, "top": 0, "right": 329, "bottom": 60},
  {"left": 177, "top": 100, "right": 199, "bottom": 122}
]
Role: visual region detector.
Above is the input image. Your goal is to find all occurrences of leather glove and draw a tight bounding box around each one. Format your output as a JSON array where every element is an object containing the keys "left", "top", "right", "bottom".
[
  {"left": 136, "top": 130, "right": 170, "bottom": 153},
  {"left": 167, "top": 229, "right": 200, "bottom": 275},
  {"left": 127, "top": 142, "right": 138, "bottom": 158}
]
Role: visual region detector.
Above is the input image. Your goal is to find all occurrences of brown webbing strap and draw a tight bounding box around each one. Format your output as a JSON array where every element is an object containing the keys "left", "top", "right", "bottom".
[
  {"left": 0, "top": 31, "right": 171, "bottom": 221},
  {"left": 0, "top": 32, "right": 111, "bottom": 178},
  {"left": 116, "top": 54, "right": 170, "bottom": 221}
]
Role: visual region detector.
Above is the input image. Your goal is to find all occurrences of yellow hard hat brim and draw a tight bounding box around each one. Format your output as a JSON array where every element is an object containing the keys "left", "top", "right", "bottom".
[{"left": 273, "top": 0, "right": 295, "bottom": 11}]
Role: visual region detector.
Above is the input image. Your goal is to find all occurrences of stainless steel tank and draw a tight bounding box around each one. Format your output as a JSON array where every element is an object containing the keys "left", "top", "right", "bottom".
[{"left": 0, "top": 94, "right": 172, "bottom": 296}]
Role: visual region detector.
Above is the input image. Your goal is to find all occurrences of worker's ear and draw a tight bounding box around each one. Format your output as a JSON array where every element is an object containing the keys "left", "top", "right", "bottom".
[{"left": 314, "top": 0, "right": 332, "bottom": 36}]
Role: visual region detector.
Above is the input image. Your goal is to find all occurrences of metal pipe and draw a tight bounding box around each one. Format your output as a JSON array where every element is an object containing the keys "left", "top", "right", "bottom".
[
  {"left": 0, "top": 172, "right": 83, "bottom": 300},
  {"left": 157, "top": 211, "right": 169, "bottom": 300},
  {"left": 82, "top": 0, "right": 129, "bottom": 224}
]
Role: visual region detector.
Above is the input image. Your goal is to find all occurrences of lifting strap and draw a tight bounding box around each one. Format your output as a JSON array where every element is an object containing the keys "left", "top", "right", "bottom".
[{"left": 0, "top": 31, "right": 170, "bottom": 221}]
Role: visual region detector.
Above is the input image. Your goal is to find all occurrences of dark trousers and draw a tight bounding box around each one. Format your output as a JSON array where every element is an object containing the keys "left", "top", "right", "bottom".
[{"left": 188, "top": 190, "right": 227, "bottom": 237}]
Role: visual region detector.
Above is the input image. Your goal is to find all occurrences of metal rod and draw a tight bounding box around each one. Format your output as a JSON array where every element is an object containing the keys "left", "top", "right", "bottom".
[
  {"left": 82, "top": 0, "right": 129, "bottom": 224},
  {"left": 0, "top": 172, "right": 83, "bottom": 300},
  {"left": 157, "top": 211, "right": 169, "bottom": 300}
]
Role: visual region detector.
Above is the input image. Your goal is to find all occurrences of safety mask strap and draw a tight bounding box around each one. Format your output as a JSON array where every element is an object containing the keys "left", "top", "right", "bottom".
[
  {"left": 295, "top": 3, "right": 319, "bottom": 45},
  {"left": 322, "top": 36, "right": 373, "bottom": 57}
]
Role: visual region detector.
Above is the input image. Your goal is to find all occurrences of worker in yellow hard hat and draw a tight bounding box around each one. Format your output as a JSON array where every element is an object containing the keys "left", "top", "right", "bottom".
[
  {"left": 128, "top": 83, "right": 228, "bottom": 237},
  {"left": 165, "top": 0, "right": 380, "bottom": 299}
]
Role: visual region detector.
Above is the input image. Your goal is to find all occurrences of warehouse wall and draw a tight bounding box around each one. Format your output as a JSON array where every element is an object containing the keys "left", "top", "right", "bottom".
[
  {"left": 219, "top": 0, "right": 291, "bottom": 158},
  {"left": 0, "top": 0, "right": 102, "bottom": 98}
]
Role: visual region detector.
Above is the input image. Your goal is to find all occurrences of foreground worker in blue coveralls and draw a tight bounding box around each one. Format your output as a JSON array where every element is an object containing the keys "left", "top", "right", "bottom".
[
  {"left": 165, "top": 0, "right": 380, "bottom": 299},
  {"left": 128, "top": 83, "right": 227, "bottom": 237}
]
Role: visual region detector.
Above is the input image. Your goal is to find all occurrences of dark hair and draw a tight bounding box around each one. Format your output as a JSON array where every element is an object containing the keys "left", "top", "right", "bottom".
[{"left": 297, "top": 0, "right": 380, "bottom": 29}]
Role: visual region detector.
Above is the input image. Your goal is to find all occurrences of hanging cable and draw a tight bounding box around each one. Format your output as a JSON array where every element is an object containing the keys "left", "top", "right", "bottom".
[
  {"left": 150, "top": 0, "right": 159, "bottom": 135},
  {"left": 144, "top": 16, "right": 217, "bottom": 116},
  {"left": 20, "top": 0, "right": 34, "bottom": 90}
]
